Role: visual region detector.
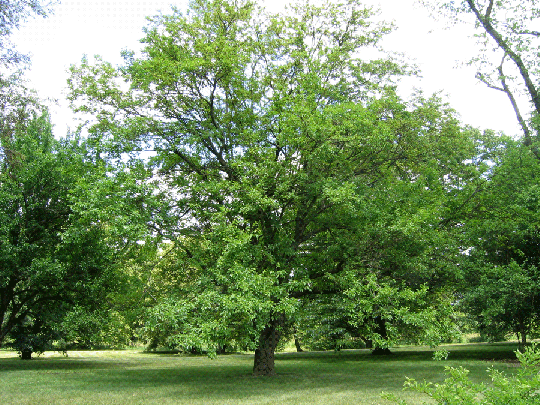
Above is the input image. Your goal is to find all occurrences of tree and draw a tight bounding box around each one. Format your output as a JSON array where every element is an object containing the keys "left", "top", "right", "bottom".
[
  {"left": 422, "top": 0, "right": 540, "bottom": 144},
  {"left": 458, "top": 140, "right": 540, "bottom": 347},
  {"left": 0, "top": 0, "right": 54, "bottom": 211},
  {"left": 461, "top": 261, "right": 540, "bottom": 348},
  {"left": 0, "top": 111, "right": 120, "bottom": 357},
  {"left": 421, "top": 0, "right": 540, "bottom": 346},
  {"left": 68, "top": 0, "right": 480, "bottom": 375}
]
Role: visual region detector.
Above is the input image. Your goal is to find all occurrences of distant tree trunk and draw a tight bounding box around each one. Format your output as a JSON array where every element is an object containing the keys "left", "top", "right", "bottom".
[
  {"left": 294, "top": 336, "right": 303, "bottom": 352},
  {"left": 253, "top": 314, "right": 285, "bottom": 376},
  {"left": 371, "top": 316, "right": 392, "bottom": 355},
  {"left": 520, "top": 333, "right": 527, "bottom": 351},
  {"left": 20, "top": 349, "right": 32, "bottom": 360},
  {"left": 517, "top": 323, "right": 528, "bottom": 351},
  {"left": 217, "top": 344, "right": 227, "bottom": 354},
  {"left": 293, "top": 328, "right": 303, "bottom": 352}
]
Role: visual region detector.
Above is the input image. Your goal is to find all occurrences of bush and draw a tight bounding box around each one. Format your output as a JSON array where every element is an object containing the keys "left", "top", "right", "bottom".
[{"left": 383, "top": 344, "right": 540, "bottom": 404}]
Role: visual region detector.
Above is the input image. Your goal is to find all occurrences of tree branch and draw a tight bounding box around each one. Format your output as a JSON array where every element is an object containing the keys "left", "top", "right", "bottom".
[
  {"left": 485, "top": 0, "right": 494, "bottom": 19},
  {"left": 496, "top": 57, "right": 533, "bottom": 144},
  {"left": 465, "top": 0, "right": 540, "bottom": 122}
]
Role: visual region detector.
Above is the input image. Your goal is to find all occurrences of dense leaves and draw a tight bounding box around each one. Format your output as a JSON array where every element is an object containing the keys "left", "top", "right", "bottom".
[
  {"left": 67, "top": 0, "right": 484, "bottom": 375},
  {"left": 459, "top": 140, "right": 540, "bottom": 346},
  {"left": 0, "top": 111, "right": 121, "bottom": 355}
]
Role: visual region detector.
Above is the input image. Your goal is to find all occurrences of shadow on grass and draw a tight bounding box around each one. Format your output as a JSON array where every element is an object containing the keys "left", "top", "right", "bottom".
[
  {"left": 0, "top": 357, "right": 126, "bottom": 371},
  {"left": 275, "top": 343, "right": 519, "bottom": 364}
]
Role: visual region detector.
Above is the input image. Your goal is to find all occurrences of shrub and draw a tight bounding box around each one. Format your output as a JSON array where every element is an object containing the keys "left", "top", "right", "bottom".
[{"left": 383, "top": 344, "right": 540, "bottom": 404}]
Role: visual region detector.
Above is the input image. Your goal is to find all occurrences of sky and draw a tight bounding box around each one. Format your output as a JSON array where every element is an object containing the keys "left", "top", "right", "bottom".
[{"left": 11, "top": 0, "right": 521, "bottom": 138}]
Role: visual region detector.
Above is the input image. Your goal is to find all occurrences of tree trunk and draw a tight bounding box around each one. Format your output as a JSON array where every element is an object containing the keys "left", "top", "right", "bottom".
[
  {"left": 293, "top": 328, "right": 303, "bottom": 352},
  {"left": 518, "top": 327, "right": 528, "bottom": 352},
  {"left": 20, "top": 349, "right": 32, "bottom": 360},
  {"left": 371, "top": 316, "right": 392, "bottom": 355},
  {"left": 362, "top": 338, "right": 373, "bottom": 349},
  {"left": 372, "top": 347, "right": 392, "bottom": 355},
  {"left": 294, "top": 335, "right": 303, "bottom": 352},
  {"left": 253, "top": 315, "right": 285, "bottom": 376}
]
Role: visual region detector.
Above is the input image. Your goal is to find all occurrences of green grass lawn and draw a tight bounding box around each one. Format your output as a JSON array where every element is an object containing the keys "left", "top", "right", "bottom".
[{"left": 0, "top": 343, "right": 520, "bottom": 405}]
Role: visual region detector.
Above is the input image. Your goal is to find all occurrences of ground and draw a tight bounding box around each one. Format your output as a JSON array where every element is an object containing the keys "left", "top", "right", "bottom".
[{"left": 0, "top": 343, "right": 520, "bottom": 405}]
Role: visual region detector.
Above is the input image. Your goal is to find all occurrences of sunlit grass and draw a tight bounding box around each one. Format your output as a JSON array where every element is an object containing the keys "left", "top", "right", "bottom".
[{"left": 0, "top": 343, "right": 520, "bottom": 404}]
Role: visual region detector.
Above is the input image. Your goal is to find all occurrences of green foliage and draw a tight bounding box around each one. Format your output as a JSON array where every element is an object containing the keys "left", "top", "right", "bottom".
[
  {"left": 384, "top": 344, "right": 540, "bottom": 405},
  {"left": 458, "top": 140, "right": 540, "bottom": 346},
  {"left": 0, "top": 111, "right": 123, "bottom": 353},
  {"left": 68, "top": 0, "right": 484, "bottom": 373},
  {"left": 59, "top": 307, "right": 132, "bottom": 350},
  {"left": 0, "top": 0, "right": 54, "bottom": 67},
  {"left": 432, "top": 348, "right": 449, "bottom": 361}
]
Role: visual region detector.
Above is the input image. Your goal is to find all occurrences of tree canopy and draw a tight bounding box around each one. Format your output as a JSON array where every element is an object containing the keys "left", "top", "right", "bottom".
[
  {"left": 0, "top": 110, "right": 122, "bottom": 356},
  {"left": 67, "top": 0, "right": 484, "bottom": 375}
]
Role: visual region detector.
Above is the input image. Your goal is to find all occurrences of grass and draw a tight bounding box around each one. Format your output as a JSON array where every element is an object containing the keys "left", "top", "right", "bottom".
[{"left": 0, "top": 343, "right": 521, "bottom": 405}]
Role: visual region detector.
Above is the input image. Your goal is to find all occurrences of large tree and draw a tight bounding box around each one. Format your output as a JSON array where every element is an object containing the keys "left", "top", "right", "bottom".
[{"left": 68, "top": 0, "right": 480, "bottom": 375}]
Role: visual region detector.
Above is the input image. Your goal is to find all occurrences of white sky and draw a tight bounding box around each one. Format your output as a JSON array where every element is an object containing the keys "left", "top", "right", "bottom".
[{"left": 11, "top": 0, "right": 521, "bottom": 137}]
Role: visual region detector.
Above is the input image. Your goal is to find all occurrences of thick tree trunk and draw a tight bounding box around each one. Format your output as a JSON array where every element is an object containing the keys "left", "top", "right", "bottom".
[
  {"left": 20, "top": 349, "right": 32, "bottom": 360},
  {"left": 253, "top": 342, "right": 277, "bottom": 376},
  {"left": 372, "top": 347, "right": 392, "bottom": 355},
  {"left": 253, "top": 315, "right": 285, "bottom": 376}
]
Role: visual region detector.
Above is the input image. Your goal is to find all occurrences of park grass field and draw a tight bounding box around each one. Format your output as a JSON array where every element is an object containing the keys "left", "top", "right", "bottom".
[{"left": 0, "top": 343, "right": 521, "bottom": 405}]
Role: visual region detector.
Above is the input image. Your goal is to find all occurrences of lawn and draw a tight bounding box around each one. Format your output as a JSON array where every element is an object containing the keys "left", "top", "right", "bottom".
[{"left": 0, "top": 343, "right": 520, "bottom": 405}]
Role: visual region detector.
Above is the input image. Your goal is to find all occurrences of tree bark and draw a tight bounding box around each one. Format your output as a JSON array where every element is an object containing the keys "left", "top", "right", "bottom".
[
  {"left": 293, "top": 327, "right": 303, "bottom": 352},
  {"left": 363, "top": 338, "right": 373, "bottom": 349},
  {"left": 294, "top": 335, "right": 303, "bottom": 352},
  {"left": 252, "top": 315, "right": 285, "bottom": 376},
  {"left": 466, "top": 0, "right": 540, "bottom": 121},
  {"left": 518, "top": 323, "right": 528, "bottom": 351},
  {"left": 20, "top": 349, "right": 32, "bottom": 360}
]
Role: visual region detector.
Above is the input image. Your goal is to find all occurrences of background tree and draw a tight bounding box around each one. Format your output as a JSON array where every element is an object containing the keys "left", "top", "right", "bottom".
[
  {"left": 458, "top": 140, "right": 540, "bottom": 347},
  {"left": 421, "top": 0, "right": 540, "bottom": 345},
  {"left": 0, "top": 0, "right": 54, "bottom": 154},
  {"left": 68, "top": 0, "right": 481, "bottom": 375},
  {"left": 0, "top": 111, "right": 122, "bottom": 357}
]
